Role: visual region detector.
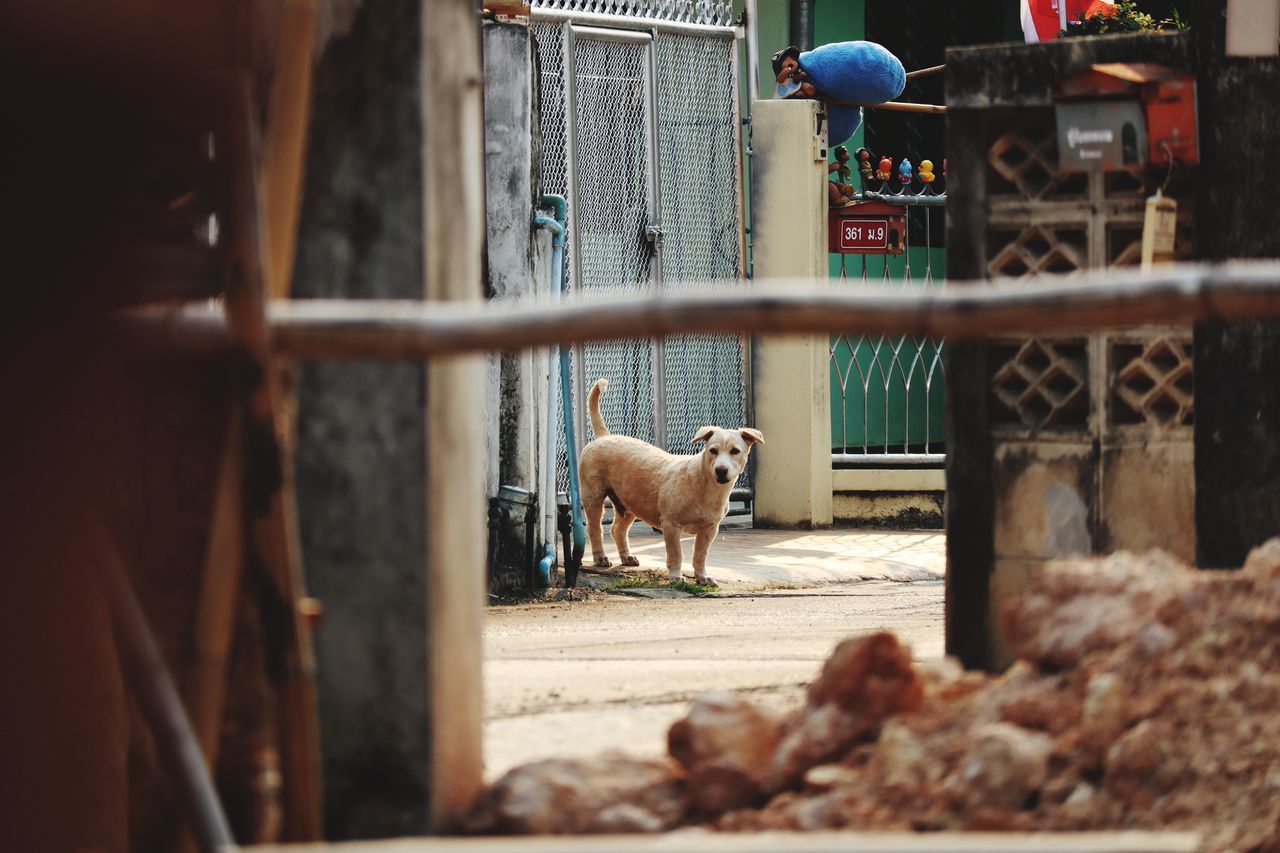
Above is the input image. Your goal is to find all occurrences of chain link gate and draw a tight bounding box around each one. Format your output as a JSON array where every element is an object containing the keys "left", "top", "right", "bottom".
[{"left": 531, "top": 1, "right": 748, "bottom": 500}]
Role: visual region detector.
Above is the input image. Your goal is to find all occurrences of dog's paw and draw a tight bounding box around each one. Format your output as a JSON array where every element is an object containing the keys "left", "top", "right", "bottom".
[
  {"left": 667, "top": 570, "right": 683, "bottom": 584},
  {"left": 620, "top": 555, "right": 640, "bottom": 567},
  {"left": 593, "top": 555, "right": 612, "bottom": 568},
  {"left": 695, "top": 576, "right": 719, "bottom": 589}
]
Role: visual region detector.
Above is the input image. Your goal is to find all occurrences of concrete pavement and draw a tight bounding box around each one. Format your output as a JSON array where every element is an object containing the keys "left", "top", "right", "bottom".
[{"left": 483, "top": 527, "right": 945, "bottom": 780}]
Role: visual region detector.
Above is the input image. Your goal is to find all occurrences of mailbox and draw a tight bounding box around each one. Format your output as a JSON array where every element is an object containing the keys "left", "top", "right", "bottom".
[
  {"left": 828, "top": 200, "right": 907, "bottom": 255},
  {"left": 1053, "top": 63, "right": 1198, "bottom": 173}
]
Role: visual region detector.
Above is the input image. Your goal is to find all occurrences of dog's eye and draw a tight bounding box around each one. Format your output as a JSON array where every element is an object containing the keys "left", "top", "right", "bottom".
[
  {"left": 730, "top": 447, "right": 741, "bottom": 455},
  {"left": 709, "top": 447, "right": 719, "bottom": 455}
]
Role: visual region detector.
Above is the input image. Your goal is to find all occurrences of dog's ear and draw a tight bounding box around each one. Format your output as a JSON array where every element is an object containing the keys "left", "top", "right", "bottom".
[
  {"left": 690, "top": 426, "right": 717, "bottom": 445},
  {"left": 739, "top": 428, "right": 765, "bottom": 446}
]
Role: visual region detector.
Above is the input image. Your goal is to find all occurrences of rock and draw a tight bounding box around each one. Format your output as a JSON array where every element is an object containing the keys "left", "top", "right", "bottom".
[
  {"left": 1243, "top": 537, "right": 1280, "bottom": 578},
  {"left": 683, "top": 763, "right": 763, "bottom": 816},
  {"left": 802, "top": 763, "right": 860, "bottom": 792},
  {"left": 916, "top": 656, "right": 965, "bottom": 692},
  {"left": 806, "top": 632, "right": 924, "bottom": 714},
  {"left": 769, "top": 633, "right": 923, "bottom": 791},
  {"left": 1003, "top": 551, "right": 1193, "bottom": 669},
  {"left": 770, "top": 702, "right": 866, "bottom": 792},
  {"left": 1080, "top": 672, "right": 1128, "bottom": 760},
  {"left": 1104, "top": 719, "right": 1167, "bottom": 801},
  {"left": 873, "top": 719, "right": 940, "bottom": 792},
  {"left": 667, "top": 691, "right": 782, "bottom": 814},
  {"left": 478, "top": 753, "right": 683, "bottom": 834},
  {"left": 1133, "top": 622, "right": 1177, "bottom": 658},
  {"left": 668, "top": 691, "right": 781, "bottom": 774},
  {"left": 1065, "top": 781, "right": 1096, "bottom": 806},
  {"left": 952, "top": 722, "right": 1053, "bottom": 811},
  {"left": 789, "top": 790, "right": 855, "bottom": 831},
  {"left": 594, "top": 803, "right": 667, "bottom": 834}
]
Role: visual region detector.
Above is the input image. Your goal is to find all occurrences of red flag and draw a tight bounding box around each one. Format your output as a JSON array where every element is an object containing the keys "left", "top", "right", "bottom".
[{"left": 1020, "top": 0, "right": 1116, "bottom": 42}]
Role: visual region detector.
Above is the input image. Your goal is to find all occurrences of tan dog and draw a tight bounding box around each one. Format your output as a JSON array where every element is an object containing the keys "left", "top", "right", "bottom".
[{"left": 577, "top": 378, "right": 764, "bottom": 586}]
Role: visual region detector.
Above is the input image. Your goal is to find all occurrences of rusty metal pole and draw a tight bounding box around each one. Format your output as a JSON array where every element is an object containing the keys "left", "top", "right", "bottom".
[
  {"left": 104, "top": 538, "right": 236, "bottom": 853},
  {"left": 788, "top": 0, "right": 816, "bottom": 51}
]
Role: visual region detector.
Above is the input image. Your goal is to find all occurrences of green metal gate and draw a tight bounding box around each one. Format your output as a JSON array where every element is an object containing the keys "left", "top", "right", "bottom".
[{"left": 829, "top": 199, "right": 947, "bottom": 462}]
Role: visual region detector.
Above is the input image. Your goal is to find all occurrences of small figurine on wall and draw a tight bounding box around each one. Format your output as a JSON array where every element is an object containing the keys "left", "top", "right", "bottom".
[
  {"left": 855, "top": 148, "right": 874, "bottom": 183},
  {"left": 875, "top": 155, "right": 892, "bottom": 182},
  {"left": 897, "top": 158, "right": 914, "bottom": 187},
  {"left": 828, "top": 145, "right": 856, "bottom": 207},
  {"left": 771, "top": 40, "right": 907, "bottom": 144}
]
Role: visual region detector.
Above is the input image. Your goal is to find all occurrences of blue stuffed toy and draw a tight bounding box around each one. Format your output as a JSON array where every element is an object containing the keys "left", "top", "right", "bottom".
[{"left": 772, "top": 41, "right": 906, "bottom": 144}]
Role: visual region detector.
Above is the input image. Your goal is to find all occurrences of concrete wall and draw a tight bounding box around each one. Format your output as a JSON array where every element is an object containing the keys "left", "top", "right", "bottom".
[
  {"left": 942, "top": 13, "right": 1280, "bottom": 668},
  {"left": 944, "top": 31, "right": 1200, "bottom": 670},
  {"left": 483, "top": 20, "right": 539, "bottom": 502},
  {"left": 832, "top": 469, "right": 944, "bottom": 528},
  {"left": 482, "top": 20, "right": 558, "bottom": 589},
  {"left": 292, "top": 0, "right": 430, "bottom": 838}
]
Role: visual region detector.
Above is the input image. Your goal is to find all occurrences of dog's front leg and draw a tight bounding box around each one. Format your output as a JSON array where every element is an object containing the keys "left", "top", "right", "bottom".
[
  {"left": 662, "top": 526, "right": 684, "bottom": 584},
  {"left": 692, "top": 525, "right": 719, "bottom": 587}
]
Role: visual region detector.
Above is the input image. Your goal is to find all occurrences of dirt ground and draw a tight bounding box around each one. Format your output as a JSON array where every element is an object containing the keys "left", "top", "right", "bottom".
[
  {"left": 483, "top": 525, "right": 945, "bottom": 779},
  {"left": 473, "top": 539, "right": 1280, "bottom": 851}
]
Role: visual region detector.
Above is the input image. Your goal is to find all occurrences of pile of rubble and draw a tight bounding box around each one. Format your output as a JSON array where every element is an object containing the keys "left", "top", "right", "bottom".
[{"left": 467, "top": 541, "right": 1280, "bottom": 851}]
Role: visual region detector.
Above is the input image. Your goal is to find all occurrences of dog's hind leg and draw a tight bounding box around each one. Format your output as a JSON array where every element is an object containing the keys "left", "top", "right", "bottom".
[
  {"left": 581, "top": 486, "right": 611, "bottom": 568},
  {"left": 662, "top": 525, "right": 684, "bottom": 584},
  {"left": 692, "top": 525, "right": 719, "bottom": 588},
  {"left": 605, "top": 488, "right": 640, "bottom": 566},
  {"left": 610, "top": 512, "right": 641, "bottom": 567}
]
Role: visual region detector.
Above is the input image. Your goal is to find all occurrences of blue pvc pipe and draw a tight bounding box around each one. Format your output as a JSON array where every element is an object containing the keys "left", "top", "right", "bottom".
[
  {"left": 536, "top": 195, "right": 586, "bottom": 565},
  {"left": 560, "top": 342, "right": 587, "bottom": 565},
  {"left": 536, "top": 541, "right": 556, "bottom": 588}
]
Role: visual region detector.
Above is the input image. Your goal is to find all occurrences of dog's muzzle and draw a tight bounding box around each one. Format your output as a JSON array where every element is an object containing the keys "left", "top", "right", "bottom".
[{"left": 714, "top": 467, "right": 731, "bottom": 484}]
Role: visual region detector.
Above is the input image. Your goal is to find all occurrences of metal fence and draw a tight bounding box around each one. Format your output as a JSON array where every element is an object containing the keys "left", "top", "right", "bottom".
[
  {"left": 531, "top": 6, "right": 748, "bottom": 494},
  {"left": 531, "top": 0, "right": 734, "bottom": 26},
  {"left": 829, "top": 186, "right": 947, "bottom": 465}
]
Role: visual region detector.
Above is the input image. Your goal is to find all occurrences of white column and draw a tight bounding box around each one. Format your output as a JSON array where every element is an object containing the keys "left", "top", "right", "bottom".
[{"left": 750, "top": 99, "right": 833, "bottom": 529}]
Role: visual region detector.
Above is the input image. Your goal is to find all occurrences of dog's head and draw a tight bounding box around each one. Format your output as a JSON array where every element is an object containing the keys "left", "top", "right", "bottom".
[{"left": 691, "top": 427, "right": 765, "bottom": 485}]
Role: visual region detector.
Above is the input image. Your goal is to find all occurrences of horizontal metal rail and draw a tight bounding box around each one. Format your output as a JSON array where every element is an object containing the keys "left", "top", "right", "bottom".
[
  {"left": 531, "top": 8, "right": 738, "bottom": 38},
  {"left": 116, "top": 262, "right": 1280, "bottom": 361},
  {"left": 860, "top": 190, "right": 947, "bottom": 206},
  {"left": 833, "top": 453, "right": 946, "bottom": 467}
]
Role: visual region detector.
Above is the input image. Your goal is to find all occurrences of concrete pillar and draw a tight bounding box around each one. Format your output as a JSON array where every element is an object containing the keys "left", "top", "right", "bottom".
[
  {"left": 483, "top": 20, "right": 539, "bottom": 499},
  {"left": 750, "top": 99, "right": 833, "bottom": 529},
  {"left": 292, "top": 0, "right": 430, "bottom": 837}
]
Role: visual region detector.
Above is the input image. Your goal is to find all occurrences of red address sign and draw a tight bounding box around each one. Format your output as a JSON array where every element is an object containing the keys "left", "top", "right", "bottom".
[{"left": 839, "top": 218, "right": 889, "bottom": 251}]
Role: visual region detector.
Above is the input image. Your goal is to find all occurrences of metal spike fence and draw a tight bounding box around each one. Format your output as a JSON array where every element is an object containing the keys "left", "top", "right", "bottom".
[{"left": 831, "top": 168, "right": 948, "bottom": 465}]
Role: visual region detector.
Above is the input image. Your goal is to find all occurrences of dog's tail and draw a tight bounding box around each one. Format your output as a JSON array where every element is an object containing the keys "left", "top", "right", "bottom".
[{"left": 588, "top": 378, "right": 610, "bottom": 437}]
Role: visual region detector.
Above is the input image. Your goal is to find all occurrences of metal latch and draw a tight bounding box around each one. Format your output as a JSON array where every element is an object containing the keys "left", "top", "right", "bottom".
[{"left": 644, "top": 224, "right": 665, "bottom": 251}]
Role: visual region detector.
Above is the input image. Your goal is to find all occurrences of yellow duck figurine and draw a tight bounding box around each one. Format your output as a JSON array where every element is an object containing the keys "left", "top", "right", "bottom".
[{"left": 919, "top": 159, "right": 936, "bottom": 184}]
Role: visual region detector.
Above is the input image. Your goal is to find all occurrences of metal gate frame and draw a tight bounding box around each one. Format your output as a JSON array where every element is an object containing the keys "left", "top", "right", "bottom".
[
  {"left": 562, "top": 22, "right": 668, "bottom": 451},
  {"left": 532, "top": 3, "right": 749, "bottom": 496}
]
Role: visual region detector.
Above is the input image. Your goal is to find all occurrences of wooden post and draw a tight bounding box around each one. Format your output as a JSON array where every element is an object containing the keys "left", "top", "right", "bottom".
[
  {"left": 422, "top": 0, "right": 487, "bottom": 827},
  {"left": 186, "top": 408, "right": 246, "bottom": 762},
  {"left": 225, "top": 76, "right": 324, "bottom": 841},
  {"left": 261, "top": 0, "right": 318, "bottom": 299}
]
